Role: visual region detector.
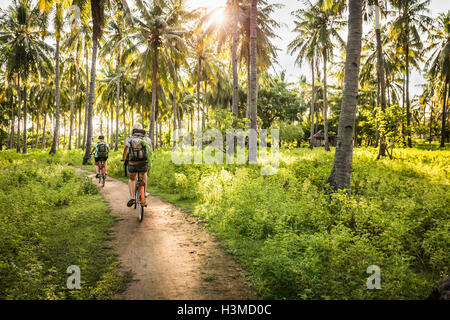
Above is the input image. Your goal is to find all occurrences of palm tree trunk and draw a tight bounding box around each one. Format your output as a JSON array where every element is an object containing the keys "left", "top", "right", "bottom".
[
  {"left": 405, "top": 37, "right": 412, "bottom": 148},
  {"left": 83, "top": 39, "right": 98, "bottom": 164},
  {"left": 327, "top": 0, "right": 363, "bottom": 190},
  {"left": 203, "top": 81, "right": 207, "bottom": 131},
  {"left": 82, "top": 44, "right": 89, "bottom": 151},
  {"left": 248, "top": 0, "right": 258, "bottom": 163},
  {"left": 69, "top": 70, "right": 74, "bottom": 150},
  {"left": 115, "top": 54, "right": 120, "bottom": 151},
  {"left": 9, "top": 93, "right": 14, "bottom": 149},
  {"left": 22, "top": 85, "right": 28, "bottom": 153},
  {"left": 231, "top": 0, "right": 239, "bottom": 128},
  {"left": 159, "top": 122, "right": 162, "bottom": 148},
  {"left": 309, "top": 56, "right": 316, "bottom": 149},
  {"left": 246, "top": 63, "right": 250, "bottom": 126},
  {"left": 110, "top": 102, "right": 114, "bottom": 144},
  {"left": 197, "top": 56, "right": 202, "bottom": 135},
  {"left": 63, "top": 116, "right": 66, "bottom": 149},
  {"left": 50, "top": 38, "right": 61, "bottom": 155},
  {"left": 323, "top": 48, "right": 330, "bottom": 151},
  {"left": 106, "top": 111, "right": 110, "bottom": 144},
  {"left": 440, "top": 81, "right": 448, "bottom": 148},
  {"left": 16, "top": 77, "right": 21, "bottom": 153},
  {"left": 35, "top": 113, "right": 40, "bottom": 149},
  {"left": 429, "top": 101, "right": 433, "bottom": 144},
  {"left": 123, "top": 90, "right": 126, "bottom": 138},
  {"left": 150, "top": 48, "right": 158, "bottom": 146},
  {"left": 78, "top": 102, "right": 82, "bottom": 148},
  {"left": 173, "top": 63, "right": 178, "bottom": 149},
  {"left": 375, "top": 2, "right": 388, "bottom": 158},
  {"left": 41, "top": 112, "right": 47, "bottom": 149}
]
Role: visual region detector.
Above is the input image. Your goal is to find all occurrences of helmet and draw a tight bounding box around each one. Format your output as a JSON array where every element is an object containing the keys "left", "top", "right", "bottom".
[{"left": 98, "top": 135, "right": 105, "bottom": 140}]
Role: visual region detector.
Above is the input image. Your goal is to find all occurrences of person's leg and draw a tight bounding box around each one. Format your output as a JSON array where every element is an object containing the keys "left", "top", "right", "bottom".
[
  {"left": 143, "top": 172, "right": 147, "bottom": 192},
  {"left": 94, "top": 160, "right": 99, "bottom": 176},
  {"left": 104, "top": 160, "right": 107, "bottom": 175},
  {"left": 128, "top": 173, "right": 137, "bottom": 198}
]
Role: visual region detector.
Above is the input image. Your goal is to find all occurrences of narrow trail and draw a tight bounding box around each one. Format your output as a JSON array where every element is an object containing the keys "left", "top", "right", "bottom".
[{"left": 77, "top": 169, "right": 252, "bottom": 300}]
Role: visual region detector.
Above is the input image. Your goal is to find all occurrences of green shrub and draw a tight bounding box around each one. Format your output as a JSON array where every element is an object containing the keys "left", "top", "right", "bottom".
[{"left": 0, "top": 150, "right": 127, "bottom": 299}]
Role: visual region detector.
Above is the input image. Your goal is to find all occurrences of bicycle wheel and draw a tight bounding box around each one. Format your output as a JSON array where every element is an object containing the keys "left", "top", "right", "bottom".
[
  {"left": 137, "top": 188, "right": 144, "bottom": 222},
  {"left": 101, "top": 174, "right": 105, "bottom": 187},
  {"left": 138, "top": 202, "right": 144, "bottom": 222}
]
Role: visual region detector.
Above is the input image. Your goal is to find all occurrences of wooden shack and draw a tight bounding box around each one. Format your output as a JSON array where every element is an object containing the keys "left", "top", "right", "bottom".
[{"left": 309, "top": 130, "right": 336, "bottom": 147}]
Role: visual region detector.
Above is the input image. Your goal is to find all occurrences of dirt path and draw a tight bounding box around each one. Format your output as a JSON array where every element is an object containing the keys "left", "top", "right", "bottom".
[{"left": 78, "top": 169, "right": 252, "bottom": 300}]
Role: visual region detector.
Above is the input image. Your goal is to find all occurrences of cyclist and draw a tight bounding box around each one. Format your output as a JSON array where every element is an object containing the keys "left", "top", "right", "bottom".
[
  {"left": 122, "top": 123, "right": 153, "bottom": 207},
  {"left": 91, "top": 135, "right": 110, "bottom": 178}
]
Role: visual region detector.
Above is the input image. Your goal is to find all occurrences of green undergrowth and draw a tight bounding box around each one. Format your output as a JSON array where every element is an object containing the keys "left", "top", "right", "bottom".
[
  {"left": 7, "top": 146, "right": 448, "bottom": 300},
  {"left": 0, "top": 150, "right": 130, "bottom": 299}
]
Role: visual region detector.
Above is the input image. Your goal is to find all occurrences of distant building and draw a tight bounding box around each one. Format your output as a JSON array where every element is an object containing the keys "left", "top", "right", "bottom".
[{"left": 309, "top": 130, "right": 336, "bottom": 147}]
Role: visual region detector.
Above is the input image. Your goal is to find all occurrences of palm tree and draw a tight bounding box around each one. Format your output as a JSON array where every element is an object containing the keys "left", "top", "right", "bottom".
[
  {"left": 37, "top": 0, "right": 71, "bottom": 155},
  {"left": 248, "top": 0, "right": 257, "bottom": 163},
  {"left": 368, "top": 0, "right": 388, "bottom": 158},
  {"left": 327, "top": 0, "right": 363, "bottom": 190},
  {"left": 314, "top": 1, "right": 346, "bottom": 151},
  {"left": 102, "top": 4, "right": 131, "bottom": 151},
  {"left": 0, "top": 0, "right": 52, "bottom": 153},
  {"left": 289, "top": 5, "right": 319, "bottom": 149},
  {"left": 390, "top": 0, "right": 432, "bottom": 148},
  {"left": 127, "top": 0, "right": 187, "bottom": 147},
  {"left": 426, "top": 11, "right": 450, "bottom": 148},
  {"left": 83, "top": 0, "right": 106, "bottom": 165}
]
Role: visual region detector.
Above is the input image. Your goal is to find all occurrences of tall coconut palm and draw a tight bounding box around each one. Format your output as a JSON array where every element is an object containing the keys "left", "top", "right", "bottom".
[
  {"left": 367, "top": 0, "right": 388, "bottom": 158},
  {"left": 326, "top": 0, "right": 363, "bottom": 190},
  {"left": 390, "top": 0, "right": 432, "bottom": 148},
  {"left": 426, "top": 11, "right": 450, "bottom": 148},
  {"left": 314, "top": 1, "right": 346, "bottom": 151},
  {"left": 289, "top": 4, "right": 319, "bottom": 149},
  {"left": 126, "top": 0, "right": 187, "bottom": 147},
  {"left": 248, "top": 0, "right": 257, "bottom": 163},
  {"left": 83, "top": 0, "right": 106, "bottom": 165},
  {"left": 102, "top": 4, "right": 131, "bottom": 151},
  {"left": 0, "top": 0, "right": 52, "bottom": 153},
  {"left": 38, "top": 0, "right": 70, "bottom": 155}
]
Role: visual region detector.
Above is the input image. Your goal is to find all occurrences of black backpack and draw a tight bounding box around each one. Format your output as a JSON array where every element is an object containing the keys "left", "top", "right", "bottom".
[{"left": 97, "top": 142, "right": 108, "bottom": 158}]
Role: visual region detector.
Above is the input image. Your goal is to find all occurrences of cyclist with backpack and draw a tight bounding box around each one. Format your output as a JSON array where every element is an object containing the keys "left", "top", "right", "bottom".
[
  {"left": 91, "top": 135, "right": 110, "bottom": 178},
  {"left": 122, "top": 123, "right": 153, "bottom": 207}
]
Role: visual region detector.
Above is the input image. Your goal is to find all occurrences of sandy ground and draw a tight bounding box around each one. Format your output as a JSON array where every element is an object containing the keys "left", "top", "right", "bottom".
[{"left": 78, "top": 169, "right": 252, "bottom": 300}]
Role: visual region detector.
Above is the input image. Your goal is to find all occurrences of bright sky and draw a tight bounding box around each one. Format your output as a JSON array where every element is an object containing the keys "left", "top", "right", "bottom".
[{"left": 1, "top": 0, "right": 449, "bottom": 98}]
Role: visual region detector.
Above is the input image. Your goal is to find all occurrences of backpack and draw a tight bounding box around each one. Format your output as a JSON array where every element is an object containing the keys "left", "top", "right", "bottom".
[
  {"left": 97, "top": 142, "right": 108, "bottom": 158},
  {"left": 128, "top": 130, "right": 147, "bottom": 162}
]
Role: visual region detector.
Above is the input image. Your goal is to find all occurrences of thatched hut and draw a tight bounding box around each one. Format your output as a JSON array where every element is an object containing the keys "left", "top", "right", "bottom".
[{"left": 309, "top": 130, "right": 336, "bottom": 147}]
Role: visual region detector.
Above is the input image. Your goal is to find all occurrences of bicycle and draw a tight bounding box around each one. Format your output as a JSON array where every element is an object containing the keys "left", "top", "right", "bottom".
[{"left": 134, "top": 171, "right": 146, "bottom": 222}]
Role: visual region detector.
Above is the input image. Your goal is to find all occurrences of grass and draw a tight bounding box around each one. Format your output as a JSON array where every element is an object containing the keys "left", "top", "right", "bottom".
[
  {"left": 2, "top": 145, "right": 448, "bottom": 300},
  {"left": 0, "top": 150, "right": 130, "bottom": 299}
]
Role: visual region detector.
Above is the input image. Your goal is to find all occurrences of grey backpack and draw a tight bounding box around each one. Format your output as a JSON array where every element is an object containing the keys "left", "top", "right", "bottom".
[{"left": 128, "top": 130, "right": 147, "bottom": 162}]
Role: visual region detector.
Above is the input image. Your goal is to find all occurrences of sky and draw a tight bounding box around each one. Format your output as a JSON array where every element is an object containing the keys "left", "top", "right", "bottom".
[{"left": 1, "top": 0, "right": 449, "bottom": 98}]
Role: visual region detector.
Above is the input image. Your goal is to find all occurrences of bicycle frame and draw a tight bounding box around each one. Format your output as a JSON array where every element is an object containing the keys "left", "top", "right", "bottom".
[
  {"left": 98, "top": 160, "right": 106, "bottom": 176},
  {"left": 136, "top": 171, "right": 146, "bottom": 207},
  {"left": 134, "top": 171, "right": 146, "bottom": 222}
]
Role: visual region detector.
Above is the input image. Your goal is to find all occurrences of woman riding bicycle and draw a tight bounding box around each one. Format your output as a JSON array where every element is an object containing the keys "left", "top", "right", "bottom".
[
  {"left": 91, "top": 135, "right": 110, "bottom": 178},
  {"left": 122, "top": 123, "right": 153, "bottom": 207}
]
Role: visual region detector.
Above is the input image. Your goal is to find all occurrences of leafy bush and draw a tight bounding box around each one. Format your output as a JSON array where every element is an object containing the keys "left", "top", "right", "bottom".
[
  {"left": 0, "top": 150, "right": 128, "bottom": 299},
  {"left": 140, "top": 147, "right": 449, "bottom": 299},
  {"left": 21, "top": 146, "right": 448, "bottom": 299}
]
